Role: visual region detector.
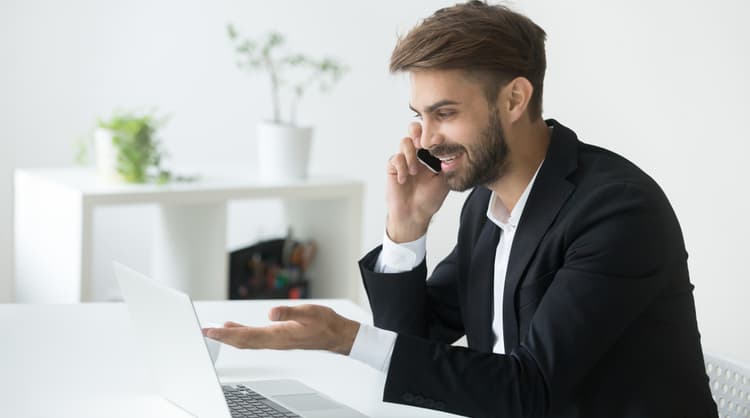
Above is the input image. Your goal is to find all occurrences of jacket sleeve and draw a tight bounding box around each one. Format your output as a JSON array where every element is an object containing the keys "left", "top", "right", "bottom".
[
  {"left": 359, "top": 243, "right": 465, "bottom": 345},
  {"left": 377, "top": 183, "right": 685, "bottom": 417},
  {"left": 358, "top": 188, "right": 488, "bottom": 345}
]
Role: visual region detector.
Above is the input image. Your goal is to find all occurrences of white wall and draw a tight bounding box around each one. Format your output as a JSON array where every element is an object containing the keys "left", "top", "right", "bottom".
[{"left": 1, "top": 0, "right": 748, "bottom": 363}]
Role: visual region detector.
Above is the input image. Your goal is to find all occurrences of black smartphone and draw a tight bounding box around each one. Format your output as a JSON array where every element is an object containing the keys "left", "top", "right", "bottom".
[{"left": 417, "top": 148, "right": 442, "bottom": 173}]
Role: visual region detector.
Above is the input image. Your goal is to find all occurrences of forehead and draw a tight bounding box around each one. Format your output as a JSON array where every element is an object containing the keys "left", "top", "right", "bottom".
[{"left": 409, "top": 69, "right": 486, "bottom": 109}]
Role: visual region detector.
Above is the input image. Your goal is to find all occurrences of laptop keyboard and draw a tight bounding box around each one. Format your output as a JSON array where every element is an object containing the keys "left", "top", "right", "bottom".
[{"left": 223, "top": 384, "right": 301, "bottom": 418}]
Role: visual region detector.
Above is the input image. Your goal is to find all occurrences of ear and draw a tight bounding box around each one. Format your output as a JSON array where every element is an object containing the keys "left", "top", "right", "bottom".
[{"left": 498, "top": 77, "right": 533, "bottom": 124}]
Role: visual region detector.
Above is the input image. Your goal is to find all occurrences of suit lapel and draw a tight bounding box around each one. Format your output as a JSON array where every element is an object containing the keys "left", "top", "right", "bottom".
[
  {"left": 502, "top": 120, "right": 578, "bottom": 352},
  {"left": 466, "top": 219, "right": 500, "bottom": 352}
]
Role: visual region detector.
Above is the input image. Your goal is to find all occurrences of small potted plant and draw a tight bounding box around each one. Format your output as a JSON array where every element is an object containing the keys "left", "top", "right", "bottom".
[
  {"left": 85, "top": 111, "right": 171, "bottom": 184},
  {"left": 227, "top": 25, "right": 346, "bottom": 182}
]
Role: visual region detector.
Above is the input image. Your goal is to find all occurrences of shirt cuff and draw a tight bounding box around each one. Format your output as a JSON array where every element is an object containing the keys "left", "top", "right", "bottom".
[
  {"left": 348, "top": 323, "right": 397, "bottom": 374},
  {"left": 373, "top": 230, "right": 427, "bottom": 273}
]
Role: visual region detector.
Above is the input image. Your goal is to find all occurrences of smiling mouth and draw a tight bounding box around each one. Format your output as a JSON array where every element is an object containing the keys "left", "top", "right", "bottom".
[{"left": 436, "top": 153, "right": 461, "bottom": 163}]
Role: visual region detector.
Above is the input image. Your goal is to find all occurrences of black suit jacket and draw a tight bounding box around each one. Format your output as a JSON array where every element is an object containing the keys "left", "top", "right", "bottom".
[{"left": 359, "top": 120, "right": 717, "bottom": 418}]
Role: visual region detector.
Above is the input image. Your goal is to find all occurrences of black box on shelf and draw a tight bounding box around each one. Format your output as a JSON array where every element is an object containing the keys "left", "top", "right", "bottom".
[{"left": 228, "top": 236, "right": 316, "bottom": 300}]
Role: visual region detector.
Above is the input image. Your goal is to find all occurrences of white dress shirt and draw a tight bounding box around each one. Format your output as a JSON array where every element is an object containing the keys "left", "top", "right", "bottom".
[{"left": 349, "top": 163, "right": 544, "bottom": 372}]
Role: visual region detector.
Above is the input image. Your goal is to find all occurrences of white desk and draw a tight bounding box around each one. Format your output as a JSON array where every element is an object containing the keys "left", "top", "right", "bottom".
[
  {"left": 0, "top": 299, "right": 461, "bottom": 418},
  {"left": 14, "top": 168, "right": 363, "bottom": 303}
]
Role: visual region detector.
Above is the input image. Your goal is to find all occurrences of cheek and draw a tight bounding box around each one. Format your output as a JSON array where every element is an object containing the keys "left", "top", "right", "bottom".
[{"left": 440, "top": 121, "right": 481, "bottom": 146}]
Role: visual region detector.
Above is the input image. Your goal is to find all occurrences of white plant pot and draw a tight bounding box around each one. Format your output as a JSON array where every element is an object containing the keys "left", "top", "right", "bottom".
[
  {"left": 93, "top": 128, "right": 124, "bottom": 183},
  {"left": 256, "top": 122, "right": 312, "bottom": 182}
]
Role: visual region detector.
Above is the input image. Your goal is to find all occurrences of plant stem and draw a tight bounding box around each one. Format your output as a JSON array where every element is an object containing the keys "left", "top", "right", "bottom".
[
  {"left": 290, "top": 90, "right": 300, "bottom": 126},
  {"left": 265, "top": 55, "right": 281, "bottom": 124}
]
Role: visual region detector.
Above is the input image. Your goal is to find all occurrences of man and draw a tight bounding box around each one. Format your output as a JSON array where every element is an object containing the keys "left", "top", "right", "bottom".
[{"left": 204, "top": 2, "right": 718, "bottom": 417}]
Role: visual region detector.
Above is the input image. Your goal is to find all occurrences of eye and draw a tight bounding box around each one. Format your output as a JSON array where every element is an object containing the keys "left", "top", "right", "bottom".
[
  {"left": 436, "top": 110, "right": 455, "bottom": 119},
  {"left": 412, "top": 113, "right": 423, "bottom": 120}
]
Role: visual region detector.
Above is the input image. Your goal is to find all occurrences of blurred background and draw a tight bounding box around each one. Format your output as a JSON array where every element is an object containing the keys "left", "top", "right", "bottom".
[{"left": 1, "top": 0, "right": 748, "bottom": 363}]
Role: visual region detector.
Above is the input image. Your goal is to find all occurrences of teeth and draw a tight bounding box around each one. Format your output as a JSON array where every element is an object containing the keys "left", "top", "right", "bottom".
[{"left": 440, "top": 155, "right": 457, "bottom": 163}]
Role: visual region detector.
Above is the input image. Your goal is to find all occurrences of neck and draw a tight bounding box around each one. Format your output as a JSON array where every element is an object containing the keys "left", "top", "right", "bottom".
[{"left": 488, "top": 117, "right": 550, "bottom": 212}]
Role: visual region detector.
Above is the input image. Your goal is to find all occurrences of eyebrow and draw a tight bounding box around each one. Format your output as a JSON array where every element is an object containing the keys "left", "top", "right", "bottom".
[{"left": 409, "top": 100, "right": 461, "bottom": 114}]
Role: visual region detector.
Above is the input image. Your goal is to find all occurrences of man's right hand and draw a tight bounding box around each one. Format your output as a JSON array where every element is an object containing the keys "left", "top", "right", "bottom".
[{"left": 385, "top": 122, "right": 450, "bottom": 243}]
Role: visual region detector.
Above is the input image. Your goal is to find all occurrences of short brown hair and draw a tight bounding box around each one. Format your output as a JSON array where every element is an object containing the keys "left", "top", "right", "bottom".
[{"left": 390, "top": 1, "right": 547, "bottom": 120}]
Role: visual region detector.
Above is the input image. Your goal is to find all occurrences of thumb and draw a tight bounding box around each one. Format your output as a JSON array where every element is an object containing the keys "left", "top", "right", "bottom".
[
  {"left": 269, "top": 306, "right": 294, "bottom": 321},
  {"left": 269, "top": 305, "right": 315, "bottom": 322},
  {"left": 224, "top": 321, "right": 245, "bottom": 328}
]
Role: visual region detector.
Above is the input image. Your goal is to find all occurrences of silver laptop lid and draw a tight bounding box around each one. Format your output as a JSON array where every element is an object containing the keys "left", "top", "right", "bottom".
[{"left": 115, "top": 262, "right": 231, "bottom": 418}]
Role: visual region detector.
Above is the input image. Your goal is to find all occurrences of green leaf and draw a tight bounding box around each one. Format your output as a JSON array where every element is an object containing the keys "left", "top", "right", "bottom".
[
  {"left": 225, "top": 26, "right": 348, "bottom": 123},
  {"left": 97, "top": 110, "right": 168, "bottom": 184}
]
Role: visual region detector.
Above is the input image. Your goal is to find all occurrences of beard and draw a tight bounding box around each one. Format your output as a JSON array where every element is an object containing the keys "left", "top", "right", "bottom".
[{"left": 430, "top": 110, "right": 509, "bottom": 192}]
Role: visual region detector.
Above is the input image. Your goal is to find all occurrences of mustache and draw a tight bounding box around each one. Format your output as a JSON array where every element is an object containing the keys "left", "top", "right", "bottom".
[{"left": 428, "top": 144, "right": 466, "bottom": 157}]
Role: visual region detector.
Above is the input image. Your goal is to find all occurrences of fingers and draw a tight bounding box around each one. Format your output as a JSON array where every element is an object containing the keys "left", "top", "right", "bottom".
[
  {"left": 407, "top": 122, "right": 422, "bottom": 148},
  {"left": 203, "top": 326, "right": 243, "bottom": 346},
  {"left": 400, "top": 136, "right": 419, "bottom": 176},
  {"left": 204, "top": 325, "right": 273, "bottom": 349},
  {"left": 201, "top": 305, "right": 348, "bottom": 352},
  {"left": 387, "top": 137, "right": 421, "bottom": 184},
  {"left": 386, "top": 122, "right": 425, "bottom": 184},
  {"left": 388, "top": 153, "right": 410, "bottom": 184},
  {"left": 201, "top": 321, "right": 256, "bottom": 348}
]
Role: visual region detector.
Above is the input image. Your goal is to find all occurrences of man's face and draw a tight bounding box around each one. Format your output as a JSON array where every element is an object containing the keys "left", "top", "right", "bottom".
[{"left": 409, "top": 70, "right": 509, "bottom": 191}]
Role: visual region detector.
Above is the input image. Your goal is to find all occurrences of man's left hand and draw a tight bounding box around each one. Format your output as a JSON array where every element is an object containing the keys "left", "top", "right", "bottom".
[{"left": 202, "top": 304, "right": 360, "bottom": 355}]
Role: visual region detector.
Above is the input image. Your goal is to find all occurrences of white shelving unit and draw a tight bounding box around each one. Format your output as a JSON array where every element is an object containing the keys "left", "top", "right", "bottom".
[{"left": 14, "top": 167, "right": 364, "bottom": 303}]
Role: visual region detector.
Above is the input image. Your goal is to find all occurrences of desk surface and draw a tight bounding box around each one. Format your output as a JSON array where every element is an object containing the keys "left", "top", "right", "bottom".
[{"left": 0, "top": 299, "right": 460, "bottom": 417}]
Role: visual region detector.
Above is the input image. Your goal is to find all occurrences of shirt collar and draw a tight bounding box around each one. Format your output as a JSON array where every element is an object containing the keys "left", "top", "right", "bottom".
[{"left": 486, "top": 161, "right": 544, "bottom": 230}]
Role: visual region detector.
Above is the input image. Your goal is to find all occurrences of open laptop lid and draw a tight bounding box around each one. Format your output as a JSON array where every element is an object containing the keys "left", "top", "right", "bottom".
[{"left": 115, "top": 262, "right": 231, "bottom": 418}]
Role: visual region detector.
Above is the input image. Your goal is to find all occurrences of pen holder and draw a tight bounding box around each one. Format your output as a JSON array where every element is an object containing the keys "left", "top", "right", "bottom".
[{"left": 228, "top": 236, "right": 316, "bottom": 300}]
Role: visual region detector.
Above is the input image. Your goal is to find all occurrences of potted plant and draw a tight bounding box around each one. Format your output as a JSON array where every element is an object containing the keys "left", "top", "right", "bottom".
[
  {"left": 81, "top": 111, "right": 172, "bottom": 184},
  {"left": 227, "top": 25, "right": 346, "bottom": 182}
]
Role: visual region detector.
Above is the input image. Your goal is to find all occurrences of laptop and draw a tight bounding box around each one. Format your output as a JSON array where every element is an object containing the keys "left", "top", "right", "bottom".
[{"left": 114, "top": 262, "right": 369, "bottom": 418}]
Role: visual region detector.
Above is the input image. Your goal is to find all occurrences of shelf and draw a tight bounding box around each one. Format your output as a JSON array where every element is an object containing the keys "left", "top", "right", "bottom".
[{"left": 14, "top": 167, "right": 364, "bottom": 303}]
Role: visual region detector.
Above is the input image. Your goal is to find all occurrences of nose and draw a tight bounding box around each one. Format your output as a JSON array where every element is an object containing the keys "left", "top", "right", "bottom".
[{"left": 419, "top": 120, "right": 444, "bottom": 150}]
